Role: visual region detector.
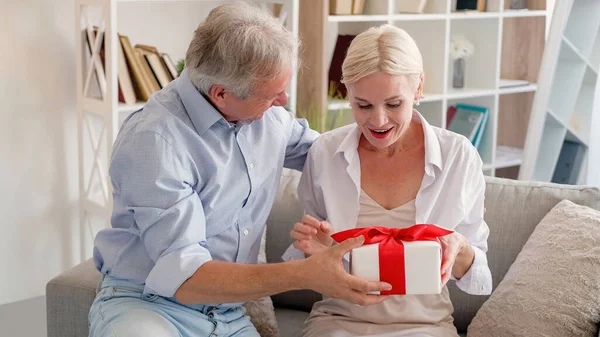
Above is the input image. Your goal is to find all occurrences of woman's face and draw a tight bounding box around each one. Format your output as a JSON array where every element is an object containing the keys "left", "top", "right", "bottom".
[{"left": 347, "top": 72, "right": 422, "bottom": 150}]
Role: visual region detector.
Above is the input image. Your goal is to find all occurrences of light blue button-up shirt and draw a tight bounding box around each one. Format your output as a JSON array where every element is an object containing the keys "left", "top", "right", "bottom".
[{"left": 93, "top": 70, "right": 319, "bottom": 303}]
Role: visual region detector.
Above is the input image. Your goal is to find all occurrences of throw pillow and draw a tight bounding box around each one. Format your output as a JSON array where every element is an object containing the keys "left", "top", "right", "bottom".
[{"left": 468, "top": 199, "right": 600, "bottom": 337}]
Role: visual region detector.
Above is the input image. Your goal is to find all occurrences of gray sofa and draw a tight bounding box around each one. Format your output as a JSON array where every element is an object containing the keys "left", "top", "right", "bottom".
[{"left": 47, "top": 171, "right": 600, "bottom": 337}]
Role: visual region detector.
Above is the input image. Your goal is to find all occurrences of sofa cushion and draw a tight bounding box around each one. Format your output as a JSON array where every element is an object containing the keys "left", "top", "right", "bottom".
[
  {"left": 448, "top": 177, "right": 600, "bottom": 332},
  {"left": 467, "top": 199, "right": 600, "bottom": 337},
  {"left": 46, "top": 259, "right": 101, "bottom": 337},
  {"left": 275, "top": 308, "right": 309, "bottom": 337},
  {"left": 266, "top": 169, "right": 324, "bottom": 312}
]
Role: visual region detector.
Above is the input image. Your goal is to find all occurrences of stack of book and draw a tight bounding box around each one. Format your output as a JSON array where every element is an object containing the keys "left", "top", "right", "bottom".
[
  {"left": 447, "top": 103, "right": 489, "bottom": 149},
  {"left": 84, "top": 26, "right": 179, "bottom": 105}
]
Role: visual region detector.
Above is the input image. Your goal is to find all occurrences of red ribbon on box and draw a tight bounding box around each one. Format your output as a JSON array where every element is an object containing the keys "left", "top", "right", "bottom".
[{"left": 331, "top": 225, "right": 453, "bottom": 295}]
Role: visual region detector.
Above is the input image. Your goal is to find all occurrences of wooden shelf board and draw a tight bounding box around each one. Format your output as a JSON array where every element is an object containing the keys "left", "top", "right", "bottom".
[
  {"left": 502, "top": 9, "right": 547, "bottom": 18},
  {"left": 450, "top": 11, "right": 500, "bottom": 20},
  {"left": 494, "top": 146, "right": 524, "bottom": 169},
  {"left": 498, "top": 83, "right": 537, "bottom": 95},
  {"left": 446, "top": 87, "right": 497, "bottom": 100},
  {"left": 328, "top": 14, "right": 390, "bottom": 22},
  {"left": 390, "top": 14, "right": 447, "bottom": 21}
]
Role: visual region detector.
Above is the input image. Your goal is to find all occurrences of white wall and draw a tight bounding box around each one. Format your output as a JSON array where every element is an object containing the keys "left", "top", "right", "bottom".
[{"left": 0, "top": 0, "right": 81, "bottom": 305}]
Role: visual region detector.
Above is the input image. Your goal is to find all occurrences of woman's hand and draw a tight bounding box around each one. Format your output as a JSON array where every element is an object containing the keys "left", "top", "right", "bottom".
[
  {"left": 291, "top": 214, "right": 334, "bottom": 256},
  {"left": 439, "top": 232, "right": 475, "bottom": 286}
]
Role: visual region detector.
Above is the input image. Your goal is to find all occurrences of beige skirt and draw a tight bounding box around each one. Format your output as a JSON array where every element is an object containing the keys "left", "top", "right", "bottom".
[{"left": 302, "top": 286, "right": 458, "bottom": 337}]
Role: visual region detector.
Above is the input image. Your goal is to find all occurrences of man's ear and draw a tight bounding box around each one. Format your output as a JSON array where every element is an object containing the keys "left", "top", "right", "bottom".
[{"left": 208, "top": 84, "right": 228, "bottom": 110}]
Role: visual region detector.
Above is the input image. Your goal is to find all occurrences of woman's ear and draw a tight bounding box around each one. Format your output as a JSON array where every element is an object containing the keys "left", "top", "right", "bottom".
[{"left": 415, "top": 73, "right": 424, "bottom": 101}]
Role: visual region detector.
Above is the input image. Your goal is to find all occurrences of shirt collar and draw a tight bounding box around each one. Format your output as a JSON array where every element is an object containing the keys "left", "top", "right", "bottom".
[
  {"left": 334, "top": 109, "right": 443, "bottom": 174},
  {"left": 176, "top": 69, "right": 226, "bottom": 135}
]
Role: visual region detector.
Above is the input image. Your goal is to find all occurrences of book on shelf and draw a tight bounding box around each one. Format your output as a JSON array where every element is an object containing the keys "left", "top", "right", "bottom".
[
  {"left": 447, "top": 103, "right": 489, "bottom": 149},
  {"left": 330, "top": 0, "right": 365, "bottom": 15},
  {"left": 329, "top": 35, "right": 356, "bottom": 99},
  {"left": 84, "top": 27, "right": 137, "bottom": 105},
  {"left": 455, "top": 0, "right": 486, "bottom": 12},
  {"left": 552, "top": 141, "right": 586, "bottom": 185}
]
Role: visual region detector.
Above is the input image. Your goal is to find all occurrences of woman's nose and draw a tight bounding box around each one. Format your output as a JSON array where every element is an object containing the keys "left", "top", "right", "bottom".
[{"left": 371, "top": 107, "right": 387, "bottom": 126}]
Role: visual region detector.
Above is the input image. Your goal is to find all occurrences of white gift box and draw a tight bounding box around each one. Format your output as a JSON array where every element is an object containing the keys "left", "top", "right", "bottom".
[{"left": 350, "top": 240, "right": 442, "bottom": 295}]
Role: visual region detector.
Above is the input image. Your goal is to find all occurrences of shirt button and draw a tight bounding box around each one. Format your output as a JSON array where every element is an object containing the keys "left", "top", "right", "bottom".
[
  {"left": 243, "top": 229, "right": 249, "bottom": 236},
  {"left": 249, "top": 162, "right": 255, "bottom": 169}
]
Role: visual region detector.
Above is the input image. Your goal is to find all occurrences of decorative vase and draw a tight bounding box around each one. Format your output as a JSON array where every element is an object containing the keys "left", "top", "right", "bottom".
[{"left": 453, "top": 58, "right": 465, "bottom": 89}]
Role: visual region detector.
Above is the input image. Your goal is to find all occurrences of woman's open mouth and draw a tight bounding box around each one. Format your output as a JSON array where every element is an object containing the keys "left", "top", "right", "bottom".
[{"left": 369, "top": 127, "right": 393, "bottom": 139}]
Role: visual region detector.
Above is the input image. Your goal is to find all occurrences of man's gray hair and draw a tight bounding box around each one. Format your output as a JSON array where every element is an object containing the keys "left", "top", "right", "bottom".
[{"left": 185, "top": 1, "right": 297, "bottom": 99}]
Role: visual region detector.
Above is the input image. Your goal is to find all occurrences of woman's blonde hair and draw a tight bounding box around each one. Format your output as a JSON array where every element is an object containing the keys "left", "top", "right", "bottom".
[
  {"left": 185, "top": 1, "right": 297, "bottom": 99},
  {"left": 341, "top": 24, "right": 423, "bottom": 92}
]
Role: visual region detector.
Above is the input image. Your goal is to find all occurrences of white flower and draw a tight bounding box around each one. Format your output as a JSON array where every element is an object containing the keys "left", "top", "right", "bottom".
[{"left": 450, "top": 35, "right": 474, "bottom": 60}]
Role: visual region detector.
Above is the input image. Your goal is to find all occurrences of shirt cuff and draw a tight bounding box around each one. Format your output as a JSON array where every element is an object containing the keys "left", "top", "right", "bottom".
[
  {"left": 282, "top": 244, "right": 305, "bottom": 261},
  {"left": 144, "top": 244, "right": 213, "bottom": 298},
  {"left": 451, "top": 246, "right": 493, "bottom": 295}
]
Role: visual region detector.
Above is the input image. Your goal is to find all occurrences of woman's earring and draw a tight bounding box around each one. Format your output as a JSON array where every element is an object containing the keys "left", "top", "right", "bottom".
[{"left": 414, "top": 100, "right": 420, "bottom": 106}]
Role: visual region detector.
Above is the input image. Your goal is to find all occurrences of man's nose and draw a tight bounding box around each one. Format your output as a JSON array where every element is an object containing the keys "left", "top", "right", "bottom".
[{"left": 273, "top": 92, "right": 288, "bottom": 107}]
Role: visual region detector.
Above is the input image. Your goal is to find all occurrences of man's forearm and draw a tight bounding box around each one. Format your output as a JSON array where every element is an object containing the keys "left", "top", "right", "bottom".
[{"left": 174, "top": 259, "right": 308, "bottom": 304}]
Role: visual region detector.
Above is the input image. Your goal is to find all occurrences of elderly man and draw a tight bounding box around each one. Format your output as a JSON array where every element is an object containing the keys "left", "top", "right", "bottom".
[{"left": 88, "top": 2, "right": 391, "bottom": 337}]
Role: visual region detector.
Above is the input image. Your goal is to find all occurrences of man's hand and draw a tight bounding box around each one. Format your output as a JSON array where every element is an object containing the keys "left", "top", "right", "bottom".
[
  {"left": 439, "top": 232, "right": 475, "bottom": 286},
  {"left": 300, "top": 235, "right": 392, "bottom": 306},
  {"left": 291, "top": 214, "right": 334, "bottom": 256}
]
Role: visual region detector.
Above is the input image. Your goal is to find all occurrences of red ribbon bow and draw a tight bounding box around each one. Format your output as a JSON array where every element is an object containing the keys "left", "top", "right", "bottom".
[{"left": 332, "top": 224, "right": 453, "bottom": 295}]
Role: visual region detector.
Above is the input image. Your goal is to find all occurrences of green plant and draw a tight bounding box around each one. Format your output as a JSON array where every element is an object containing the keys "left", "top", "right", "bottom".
[
  {"left": 295, "top": 82, "right": 353, "bottom": 134},
  {"left": 176, "top": 59, "right": 185, "bottom": 75}
]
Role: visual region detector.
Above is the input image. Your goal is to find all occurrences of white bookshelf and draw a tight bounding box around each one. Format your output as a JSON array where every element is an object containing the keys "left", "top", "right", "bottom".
[
  {"left": 298, "top": 0, "right": 550, "bottom": 178},
  {"left": 75, "top": 0, "right": 300, "bottom": 251},
  {"left": 520, "top": 0, "right": 600, "bottom": 186}
]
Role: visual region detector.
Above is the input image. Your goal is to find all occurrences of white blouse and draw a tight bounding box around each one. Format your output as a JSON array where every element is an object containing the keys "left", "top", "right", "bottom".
[{"left": 283, "top": 110, "right": 493, "bottom": 295}]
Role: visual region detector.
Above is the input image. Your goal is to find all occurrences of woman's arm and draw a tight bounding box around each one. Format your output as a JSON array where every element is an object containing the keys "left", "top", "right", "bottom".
[{"left": 448, "top": 144, "right": 493, "bottom": 295}]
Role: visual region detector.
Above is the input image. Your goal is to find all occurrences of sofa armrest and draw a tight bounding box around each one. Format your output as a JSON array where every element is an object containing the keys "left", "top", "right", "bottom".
[{"left": 46, "top": 259, "right": 102, "bottom": 337}]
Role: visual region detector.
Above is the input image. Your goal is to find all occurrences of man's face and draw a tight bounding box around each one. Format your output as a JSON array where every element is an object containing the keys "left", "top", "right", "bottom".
[{"left": 219, "top": 68, "right": 291, "bottom": 122}]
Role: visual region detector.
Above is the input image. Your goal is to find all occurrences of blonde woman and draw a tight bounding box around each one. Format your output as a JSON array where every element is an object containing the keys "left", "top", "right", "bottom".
[{"left": 284, "top": 24, "right": 492, "bottom": 336}]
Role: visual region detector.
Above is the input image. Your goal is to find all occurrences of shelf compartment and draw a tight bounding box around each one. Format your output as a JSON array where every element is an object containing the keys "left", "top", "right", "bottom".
[
  {"left": 449, "top": 18, "right": 500, "bottom": 92},
  {"left": 562, "top": 37, "right": 599, "bottom": 74},
  {"left": 416, "top": 101, "right": 444, "bottom": 128},
  {"left": 395, "top": 19, "right": 446, "bottom": 96},
  {"left": 500, "top": 17, "right": 546, "bottom": 84},
  {"left": 532, "top": 112, "right": 568, "bottom": 182},
  {"left": 394, "top": 0, "right": 447, "bottom": 14},
  {"left": 503, "top": 0, "right": 545, "bottom": 11},
  {"left": 547, "top": 39, "right": 587, "bottom": 125},
  {"left": 494, "top": 146, "right": 524, "bottom": 169},
  {"left": 568, "top": 68, "right": 596, "bottom": 147},
  {"left": 563, "top": 0, "right": 600, "bottom": 59},
  {"left": 497, "top": 91, "right": 533, "bottom": 161},
  {"left": 447, "top": 95, "right": 496, "bottom": 165}
]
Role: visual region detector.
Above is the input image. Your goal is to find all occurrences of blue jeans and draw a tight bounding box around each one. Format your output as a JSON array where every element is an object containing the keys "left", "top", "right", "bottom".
[{"left": 88, "top": 276, "right": 259, "bottom": 337}]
